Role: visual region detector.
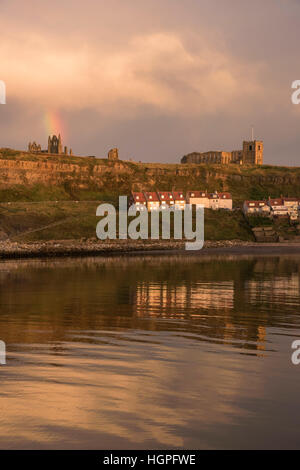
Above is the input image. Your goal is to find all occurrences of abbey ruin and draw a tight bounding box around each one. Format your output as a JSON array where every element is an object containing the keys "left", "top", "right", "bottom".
[
  {"left": 28, "top": 134, "right": 73, "bottom": 156},
  {"left": 181, "top": 139, "right": 264, "bottom": 165}
]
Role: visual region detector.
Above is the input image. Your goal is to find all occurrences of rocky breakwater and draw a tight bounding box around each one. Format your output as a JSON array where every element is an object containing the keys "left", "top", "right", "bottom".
[{"left": 0, "top": 239, "right": 255, "bottom": 259}]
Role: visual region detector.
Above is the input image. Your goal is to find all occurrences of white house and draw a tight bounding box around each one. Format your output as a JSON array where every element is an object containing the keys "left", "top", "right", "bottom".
[
  {"left": 172, "top": 191, "right": 186, "bottom": 210},
  {"left": 267, "top": 198, "right": 289, "bottom": 217},
  {"left": 130, "top": 192, "right": 147, "bottom": 211},
  {"left": 243, "top": 200, "right": 271, "bottom": 216},
  {"left": 186, "top": 191, "right": 209, "bottom": 208},
  {"left": 144, "top": 192, "right": 160, "bottom": 211}
]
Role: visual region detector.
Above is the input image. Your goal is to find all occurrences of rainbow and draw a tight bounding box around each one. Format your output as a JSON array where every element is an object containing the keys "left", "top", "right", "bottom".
[{"left": 44, "top": 110, "right": 66, "bottom": 139}]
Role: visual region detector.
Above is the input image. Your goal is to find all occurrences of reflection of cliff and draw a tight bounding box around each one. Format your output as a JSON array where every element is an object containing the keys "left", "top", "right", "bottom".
[{"left": 0, "top": 254, "right": 299, "bottom": 354}]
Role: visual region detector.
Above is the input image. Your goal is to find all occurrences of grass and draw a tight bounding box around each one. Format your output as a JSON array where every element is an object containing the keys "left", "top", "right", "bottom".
[
  {"left": 0, "top": 202, "right": 255, "bottom": 242},
  {"left": 0, "top": 150, "right": 300, "bottom": 207}
]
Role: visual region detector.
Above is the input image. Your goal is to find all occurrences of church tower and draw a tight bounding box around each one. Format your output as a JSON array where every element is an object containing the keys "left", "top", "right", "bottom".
[{"left": 242, "top": 140, "right": 263, "bottom": 165}]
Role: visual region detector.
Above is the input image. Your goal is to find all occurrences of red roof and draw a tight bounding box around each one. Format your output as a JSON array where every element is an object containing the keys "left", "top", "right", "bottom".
[
  {"left": 157, "top": 191, "right": 174, "bottom": 202},
  {"left": 244, "top": 200, "right": 268, "bottom": 208},
  {"left": 208, "top": 192, "right": 232, "bottom": 199},
  {"left": 144, "top": 191, "right": 159, "bottom": 202},
  {"left": 208, "top": 193, "right": 220, "bottom": 199},
  {"left": 268, "top": 198, "right": 284, "bottom": 206},
  {"left": 282, "top": 197, "right": 300, "bottom": 202},
  {"left": 187, "top": 191, "right": 208, "bottom": 198},
  {"left": 131, "top": 192, "right": 146, "bottom": 203},
  {"left": 218, "top": 192, "right": 232, "bottom": 199},
  {"left": 172, "top": 191, "right": 185, "bottom": 201}
]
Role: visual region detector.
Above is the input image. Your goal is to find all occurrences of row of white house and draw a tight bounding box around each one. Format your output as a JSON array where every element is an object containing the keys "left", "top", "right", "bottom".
[
  {"left": 243, "top": 197, "right": 300, "bottom": 221},
  {"left": 130, "top": 191, "right": 233, "bottom": 211}
]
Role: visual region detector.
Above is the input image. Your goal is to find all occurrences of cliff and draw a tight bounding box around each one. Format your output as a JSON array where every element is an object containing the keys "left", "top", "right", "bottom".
[{"left": 1, "top": 148, "right": 300, "bottom": 203}]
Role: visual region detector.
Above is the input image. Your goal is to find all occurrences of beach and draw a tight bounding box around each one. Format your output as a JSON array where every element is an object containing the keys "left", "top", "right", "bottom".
[{"left": 1, "top": 238, "right": 300, "bottom": 259}]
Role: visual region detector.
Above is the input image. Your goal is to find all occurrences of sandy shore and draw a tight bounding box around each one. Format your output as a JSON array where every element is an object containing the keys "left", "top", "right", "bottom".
[{"left": 1, "top": 238, "right": 300, "bottom": 259}]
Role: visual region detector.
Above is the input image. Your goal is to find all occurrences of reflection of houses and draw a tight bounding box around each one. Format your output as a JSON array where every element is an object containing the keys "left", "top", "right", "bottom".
[
  {"left": 246, "top": 273, "right": 300, "bottom": 306},
  {"left": 135, "top": 280, "right": 235, "bottom": 315},
  {"left": 134, "top": 278, "right": 268, "bottom": 352}
]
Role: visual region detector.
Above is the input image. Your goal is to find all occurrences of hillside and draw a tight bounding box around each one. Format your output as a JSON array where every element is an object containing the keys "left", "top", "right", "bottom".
[
  {"left": 1, "top": 148, "right": 300, "bottom": 204},
  {"left": 0, "top": 201, "right": 253, "bottom": 243}
]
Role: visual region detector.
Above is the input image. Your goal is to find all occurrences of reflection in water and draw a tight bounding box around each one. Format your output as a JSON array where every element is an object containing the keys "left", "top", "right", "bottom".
[{"left": 0, "top": 254, "right": 300, "bottom": 449}]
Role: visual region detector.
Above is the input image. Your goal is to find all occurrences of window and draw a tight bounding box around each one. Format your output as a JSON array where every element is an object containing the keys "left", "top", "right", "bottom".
[{"left": 249, "top": 145, "right": 252, "bottom": 151}]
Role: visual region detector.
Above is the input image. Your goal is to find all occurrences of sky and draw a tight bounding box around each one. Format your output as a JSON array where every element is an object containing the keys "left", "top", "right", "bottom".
[{"left": 0, "top": 0, "right": 300, "bottom": 165}]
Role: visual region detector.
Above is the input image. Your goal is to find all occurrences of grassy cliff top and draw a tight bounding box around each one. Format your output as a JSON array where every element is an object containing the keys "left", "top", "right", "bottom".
[{"left": 1, "top": 147, "right": 299, "bottom": 175}]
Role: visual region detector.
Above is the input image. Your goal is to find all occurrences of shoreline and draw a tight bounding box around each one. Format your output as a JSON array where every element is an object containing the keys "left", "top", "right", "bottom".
[{"left": 1, "top": 239, "right": 300, "bottom": 260}]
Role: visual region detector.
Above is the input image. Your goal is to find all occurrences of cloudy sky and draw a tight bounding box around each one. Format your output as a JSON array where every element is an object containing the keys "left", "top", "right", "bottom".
[{"left": 0, "top": 0, "right": 300, "bottom": 165}]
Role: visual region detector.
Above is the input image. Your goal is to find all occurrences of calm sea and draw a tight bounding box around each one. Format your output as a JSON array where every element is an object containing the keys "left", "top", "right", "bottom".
[{"left": 0, "top": 253, "right": 300, "bottom": 449}]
